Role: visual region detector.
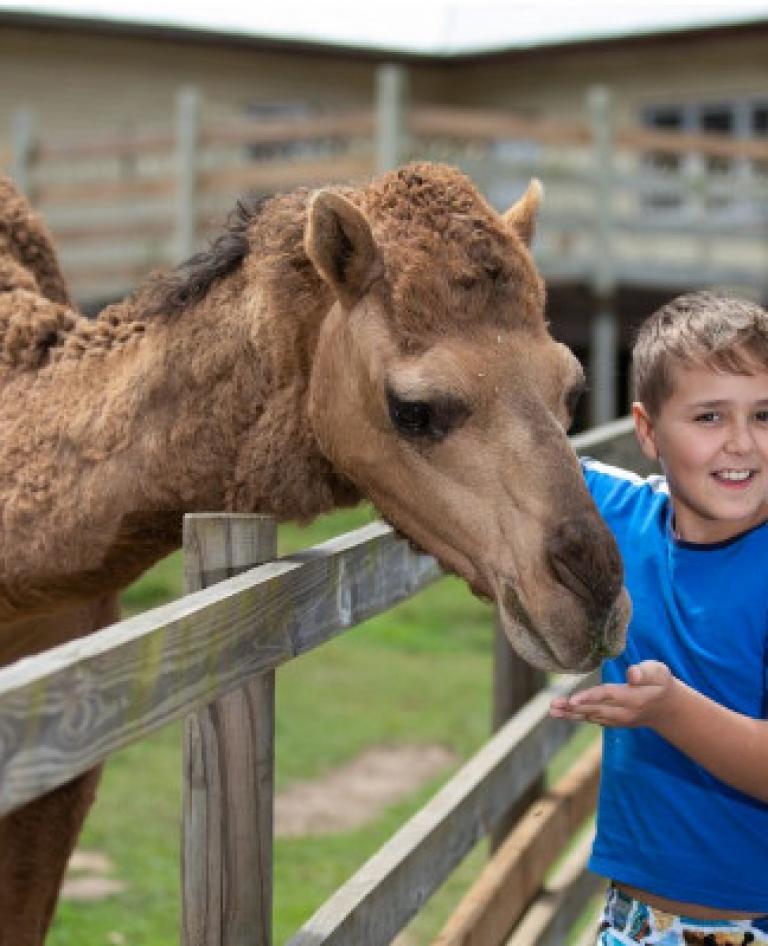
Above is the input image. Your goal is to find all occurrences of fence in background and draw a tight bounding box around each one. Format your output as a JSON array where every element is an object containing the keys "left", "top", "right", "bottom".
[
  {"left": 6, "top": 67, "right": 768, "bottom": 425},
  {"left": 6, "top": 69, "right": 768, "bottom": 312},
  {"left": 0, "top": 417, "right": 641, "bottom": 945}
]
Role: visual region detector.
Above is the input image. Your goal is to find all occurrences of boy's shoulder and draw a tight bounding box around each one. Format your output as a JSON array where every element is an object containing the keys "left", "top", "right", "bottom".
[
  {"left": 580, "top": 457, "right": 667, "bottom": 493},
  {"left": 580, "top": 457, "right": 668, "bottom": 519}
]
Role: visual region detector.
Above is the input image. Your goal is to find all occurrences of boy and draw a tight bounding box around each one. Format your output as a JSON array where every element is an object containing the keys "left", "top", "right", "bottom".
[{"left": 550, "top": 292, "right": 768, "bottom": 944}]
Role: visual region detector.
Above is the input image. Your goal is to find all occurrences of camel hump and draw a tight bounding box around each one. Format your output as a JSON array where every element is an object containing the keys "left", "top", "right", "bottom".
[
  {"left": 0, "top": 288, "right": 76, "bottom": 370},
  {"left": 0, "top": 176, "right": 71, "bottom": 306}
]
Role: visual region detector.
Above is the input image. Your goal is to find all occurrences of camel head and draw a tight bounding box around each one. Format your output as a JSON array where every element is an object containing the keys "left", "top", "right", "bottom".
[{"left": 305, "top": 164, "right": 629, "bottom": 672}]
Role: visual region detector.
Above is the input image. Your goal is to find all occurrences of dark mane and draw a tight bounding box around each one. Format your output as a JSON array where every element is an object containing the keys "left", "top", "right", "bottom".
[{"left": 144, "top": 193, "right": 268, "bottom": 317}]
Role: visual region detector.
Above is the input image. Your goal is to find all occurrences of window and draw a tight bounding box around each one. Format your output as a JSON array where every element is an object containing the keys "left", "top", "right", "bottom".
[
  {"left": 642, "top": 99, "right": 768, "bottom": 214},
  {"left": 245, "top": 101, "right": 315, "bottom": 161}
]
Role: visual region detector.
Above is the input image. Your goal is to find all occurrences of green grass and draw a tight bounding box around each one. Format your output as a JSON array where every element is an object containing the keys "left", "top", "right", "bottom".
[{"left": 47, "top": 504, "right": 594, "bottom": 946}]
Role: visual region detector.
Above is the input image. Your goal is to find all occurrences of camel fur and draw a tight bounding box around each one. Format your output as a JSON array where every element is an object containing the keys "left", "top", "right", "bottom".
[{"left": 0, "top": 164, "right": 628, "bottom": 944}]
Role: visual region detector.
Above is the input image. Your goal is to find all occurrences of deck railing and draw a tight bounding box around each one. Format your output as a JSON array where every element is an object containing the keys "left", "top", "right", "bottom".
[{"left": 5, "top": 70, "right": 768, "bottom": 309}]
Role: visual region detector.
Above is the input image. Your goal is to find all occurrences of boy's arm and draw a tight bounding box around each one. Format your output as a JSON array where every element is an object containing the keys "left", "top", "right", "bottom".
[{"left": 550, "top": 661, "right": 768, "bottom": 804}]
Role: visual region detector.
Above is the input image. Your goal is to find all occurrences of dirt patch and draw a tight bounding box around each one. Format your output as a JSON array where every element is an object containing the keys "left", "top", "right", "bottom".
[
  {"left": 276, "top": 743, "right": 457, "bottom": 838},
  {"left": 61, "top": 849, "right": 125, "bottom": 901},
  {"left": 63, "top": 743, "right": 457, "bottom": 905}
]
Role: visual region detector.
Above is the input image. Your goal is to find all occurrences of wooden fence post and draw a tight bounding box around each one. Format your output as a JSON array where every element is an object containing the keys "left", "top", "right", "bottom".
[
  {"left": 375, "top": 63, "right": 408, "bottom": 173},
  {"left": 588, "top": 85, "right": 619, "bottom": 426},
  {"left": 176, "top": 86, "right": 200, "bottom": 263},
  {"left": 11, "top": 108, "right": 34, "bottom": 197},
  {"left": 490, "top": 619, "right": 546, "bottom": 850},
  {"left": 182, "top": 513, "right": 278, "bottom": 946}
]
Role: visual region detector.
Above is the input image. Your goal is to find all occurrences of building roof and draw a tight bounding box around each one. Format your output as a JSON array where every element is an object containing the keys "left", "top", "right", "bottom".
[{"left": 2, "top": 0, "right": 768, "bottom": 57}]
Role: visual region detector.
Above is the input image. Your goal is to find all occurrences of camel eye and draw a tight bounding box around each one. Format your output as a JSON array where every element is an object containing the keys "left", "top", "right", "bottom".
[
  {"left": 387, "top": 390, "right": 432, "bottom": 437},
  {"left": 386, "top": 387, "right": 470, "bottom": 441}
]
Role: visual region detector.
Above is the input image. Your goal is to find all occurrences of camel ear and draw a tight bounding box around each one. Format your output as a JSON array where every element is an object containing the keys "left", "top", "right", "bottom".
[
  {"left": 305, "top": 191, "right": 384, "bottom": 309},
  {"left": 502, "top": 179, "right": 543, "bottom": 246}
]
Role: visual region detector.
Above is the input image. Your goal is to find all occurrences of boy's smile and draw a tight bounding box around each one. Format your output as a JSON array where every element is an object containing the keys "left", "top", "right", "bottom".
[{"left": 633, "top": 361, "right": 768, "bottom": 544}]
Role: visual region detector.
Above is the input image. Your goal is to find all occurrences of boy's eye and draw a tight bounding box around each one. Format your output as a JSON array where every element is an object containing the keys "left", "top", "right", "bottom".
[
  {"left": 755, "top": 410, "right": 768, "bottom": 423},
  {"left": 694, "top": 411, "right": 719, "bottom": 423}
]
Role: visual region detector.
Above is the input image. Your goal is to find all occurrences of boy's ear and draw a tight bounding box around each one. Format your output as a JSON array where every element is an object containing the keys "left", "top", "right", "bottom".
[{"left": 632, "top": 402, "right": 659, "bottom": 461}]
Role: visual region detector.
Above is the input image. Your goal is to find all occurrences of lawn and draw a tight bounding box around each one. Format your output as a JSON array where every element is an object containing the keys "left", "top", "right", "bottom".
[{"left": 47, "top": 504, "right": 595, "bottom": 945}]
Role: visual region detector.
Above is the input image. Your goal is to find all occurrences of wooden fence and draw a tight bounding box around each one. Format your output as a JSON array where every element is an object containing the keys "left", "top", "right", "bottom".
[{"left": 0, "top": 416, "right": 643, "bottom": 945}]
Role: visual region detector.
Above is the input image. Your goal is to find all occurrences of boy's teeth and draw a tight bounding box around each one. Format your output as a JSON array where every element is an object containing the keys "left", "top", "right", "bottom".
[{"left": 716, "top": 470, "right": 752, "bottom": 481}]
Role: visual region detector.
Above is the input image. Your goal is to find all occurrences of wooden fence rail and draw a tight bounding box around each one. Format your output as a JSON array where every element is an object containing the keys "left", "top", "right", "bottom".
[
  {"left": 0, "top": 417, "right": 643, "bottom": 944},
  {"left": 0, "top": 520, "right": 440, "bottom": 817}
]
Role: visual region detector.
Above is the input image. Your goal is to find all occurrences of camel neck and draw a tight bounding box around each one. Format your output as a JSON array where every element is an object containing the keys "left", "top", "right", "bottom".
[{"left": 0, "top": 275, "right": 357, "bottom": 618}]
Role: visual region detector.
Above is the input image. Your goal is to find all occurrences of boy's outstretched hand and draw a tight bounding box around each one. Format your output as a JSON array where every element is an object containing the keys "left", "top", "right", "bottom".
[
  {"left": 549, "top": 661, "right": 675, "bottom": 728},
  {"left": 550, "top": 661, "right": 768, "bottom": 802}
]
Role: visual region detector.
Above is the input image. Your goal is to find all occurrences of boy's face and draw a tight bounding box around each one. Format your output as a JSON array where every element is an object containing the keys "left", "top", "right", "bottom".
[{"left": 633, "top": 361, "right": 768, "bottom": 544}]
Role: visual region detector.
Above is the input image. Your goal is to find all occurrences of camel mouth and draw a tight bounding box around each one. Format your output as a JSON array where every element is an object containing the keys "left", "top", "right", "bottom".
[
  {"left": 587, "top": 590, "right": 630, "bottom": 664},
  {"left": 500, "top": 580, "right": 562, "bottom": 669},
  {"left": 495, "top": 578, "right": 629, "bottom": 673}
]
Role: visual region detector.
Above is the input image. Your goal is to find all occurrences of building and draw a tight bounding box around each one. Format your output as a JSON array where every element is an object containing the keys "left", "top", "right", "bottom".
[{"left": 3, "top": 4, "right": 768, "bottom": 422}]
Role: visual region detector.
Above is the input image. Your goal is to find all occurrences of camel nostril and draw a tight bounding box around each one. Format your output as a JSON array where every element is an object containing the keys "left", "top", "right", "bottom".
[{"left": 546, "top": 515, "right": 623, "bottom": 613}]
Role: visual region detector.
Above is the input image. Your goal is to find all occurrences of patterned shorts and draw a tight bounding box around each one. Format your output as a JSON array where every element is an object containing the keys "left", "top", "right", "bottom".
[{"left": 597, "top": 886, "right": 768, "bottom": 945}]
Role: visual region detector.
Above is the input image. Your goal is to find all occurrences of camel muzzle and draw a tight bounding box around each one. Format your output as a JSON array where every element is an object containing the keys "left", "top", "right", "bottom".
[{"left": 545, "top": 514, "right": 624, "bottom": 622}]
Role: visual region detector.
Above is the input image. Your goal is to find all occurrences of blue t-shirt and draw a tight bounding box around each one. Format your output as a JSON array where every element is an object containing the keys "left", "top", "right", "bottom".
[{"left": 582, "top": 458, "right": 768, "bottom": 912}]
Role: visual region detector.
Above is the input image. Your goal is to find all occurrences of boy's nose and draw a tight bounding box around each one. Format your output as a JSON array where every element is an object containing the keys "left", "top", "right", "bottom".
[{"left": 724, "top": 419, "right": 755, "bottom": 454}]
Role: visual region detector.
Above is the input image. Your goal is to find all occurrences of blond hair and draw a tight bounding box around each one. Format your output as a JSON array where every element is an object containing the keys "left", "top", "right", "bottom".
[{"left": 633, "top": 292, "right": 768, "bottom": 416}]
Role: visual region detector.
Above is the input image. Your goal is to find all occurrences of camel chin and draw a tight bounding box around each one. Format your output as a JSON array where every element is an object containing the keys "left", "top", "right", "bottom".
[{"left": 495, "top": 577, "right": 630, "bottom": 673}]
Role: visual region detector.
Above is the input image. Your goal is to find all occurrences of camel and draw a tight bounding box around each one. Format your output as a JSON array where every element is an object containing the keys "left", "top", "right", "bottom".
[{"left": 0, "top": 163, "right": 629, "bottom": 944}]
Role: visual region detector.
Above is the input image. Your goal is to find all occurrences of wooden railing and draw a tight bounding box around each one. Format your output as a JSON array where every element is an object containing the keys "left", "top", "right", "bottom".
[
  {"left": 0, "top": 417, "right": 643, "bottom": 945},
  {"left": 5, "top": 71, "right": 768, "bottom": 309}
]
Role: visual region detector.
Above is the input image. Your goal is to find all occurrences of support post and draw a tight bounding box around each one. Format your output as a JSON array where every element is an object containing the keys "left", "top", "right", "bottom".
[
  {"left": 176, "top": 86, "right": 200, "bottom": 263},
  {"left": 591, "top": 307, "right": 619, "bottom": 425},
  {"left": 11, "top": 108, "right": 34, "bottom": 197},
  {"left": 588, "top": 85, "right": 618, "bottom": 426},
  {"left": 181, "top": 513, "right": 278, "bottom": 946},
  {"left": 490, "top": 618, "right": 546, "bottom": 850},
  {"left": 375, "top": 63, "right": 408, "bottom": 173}
]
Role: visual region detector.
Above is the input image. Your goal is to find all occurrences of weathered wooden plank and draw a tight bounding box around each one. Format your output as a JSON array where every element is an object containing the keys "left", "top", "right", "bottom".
[
  {"left": 505, "top": 831, "right": 604, "bottom": 946},
  {"left": 11, "top": 108, "right": 33, "bottom": 197},
  {"left": 36, "top": 129, "right": 175, "bottom": 161},
  {"left": 183, "top": 677, "right": 276, "bottom": 946},
  {"left": 197, "top": 154, "right": 373, "bottom": 196},
  {"left": 62, "top": 264, "right": 163, "bottom": 302},
  {"left": 490, "top": 621, "right": 545, "bottom": 850},
  {"left": 36, "top": 174, "right": 176, "bottom": 207},
  {"left": 376, "top": 63, "right": 408, "bottom": 174},
  {"left": 285, "top": 674, "right": 597, "bottom": 946},
  {"left": 541, "top": 208, "right": 768, "bottom": 240},
  {"left": 200, "top": 110, "right": 374, "bottom": 148},
  {"left": 409, "top": 106, "right": 590, "bottom": 146},
  {"left": 570, "top": 416, "right": 636, "bottom": 454},
  {"left": 572, "top": 416, "right": 657, "bottom": 478},
  {"left": 51, "top": 217, "right": 173, "bottom": 244},
  {"left": 617, "top": 125, "right": 768, "bottom": 161},
  {"left": 176, "top": 86, "right": 201, "bottom": 262},
  {"left": 539, "top": 254, "right": 768, "bottom": 294},
  {"left": 182, "top": 514, "right": 277, "bottom": 946},
  {"left": 432, "top": 740, "right": 601, "bottom": 946},
  {"left": 0, "top": 521, "right": 440, "bottom": 817}
]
